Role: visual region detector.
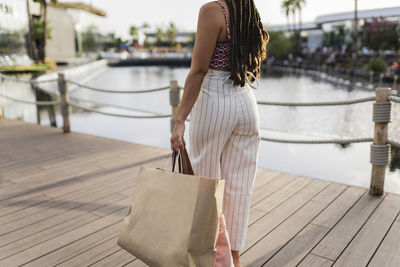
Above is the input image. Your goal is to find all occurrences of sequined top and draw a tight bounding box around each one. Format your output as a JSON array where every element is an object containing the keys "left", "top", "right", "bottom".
[{"left": 209, "top": 0, "right": 232, "bottom": 70}]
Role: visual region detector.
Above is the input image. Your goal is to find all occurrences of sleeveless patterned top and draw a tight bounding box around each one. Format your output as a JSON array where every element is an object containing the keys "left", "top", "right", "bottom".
[{"left": 209, "top": 0, "right": 232, "bottom": 70}]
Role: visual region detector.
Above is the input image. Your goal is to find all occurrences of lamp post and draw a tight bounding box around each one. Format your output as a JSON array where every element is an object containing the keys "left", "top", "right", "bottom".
[{"left": 354, "top": 0, "right": 359, "bottom": 62}]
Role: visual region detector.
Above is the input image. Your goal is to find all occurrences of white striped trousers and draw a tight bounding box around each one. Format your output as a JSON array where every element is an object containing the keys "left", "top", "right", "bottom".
[{"left": 188, "top": 69, "right": 261, "bottom": 251}]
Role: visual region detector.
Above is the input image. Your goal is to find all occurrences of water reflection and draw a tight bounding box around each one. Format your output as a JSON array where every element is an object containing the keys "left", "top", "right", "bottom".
[{"left": 390, "top": 146, "right": 400, "bottom": 172}]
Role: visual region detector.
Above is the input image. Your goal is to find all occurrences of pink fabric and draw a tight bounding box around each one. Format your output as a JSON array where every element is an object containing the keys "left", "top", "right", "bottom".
[
  {"left": 215, "top": 214, "right": 234, "bottom": 267},
  {"left": 209, "top": 0, "right": 232, "bottom": 70}
]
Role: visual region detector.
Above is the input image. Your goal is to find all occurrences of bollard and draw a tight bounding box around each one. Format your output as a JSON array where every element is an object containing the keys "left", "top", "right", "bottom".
[
  {"left": 58, "top": 73, "right": 71, "bottom": 133},
  {"left": 169, "top": 80, "right": 180, "bottom": 133},
  {"left": 369, "top": 87, "right": 392, "bottom": 195}
]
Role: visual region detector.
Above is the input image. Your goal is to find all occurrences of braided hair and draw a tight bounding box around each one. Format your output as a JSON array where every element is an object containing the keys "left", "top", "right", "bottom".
[{"left": 225, "top": 0, "right": 269, "bottom": 86}]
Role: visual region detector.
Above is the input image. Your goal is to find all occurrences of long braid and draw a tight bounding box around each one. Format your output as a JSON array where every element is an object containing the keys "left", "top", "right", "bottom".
[{"left": 225, "top": 0, "right": 269, "bottom": 86}]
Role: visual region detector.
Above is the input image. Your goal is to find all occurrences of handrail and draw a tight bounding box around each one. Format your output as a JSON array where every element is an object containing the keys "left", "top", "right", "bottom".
[
  {"left": 257, "top": 96, "right": 375, "bottom": 107},
  {"left": 0, "top": 73, "right": 57, "bottom": 84},
  {"left": 0, "top": 91, "right": 61, "bottom": 106},
  {"left": 260, "top": 136, "right": 373, "bottom": 145},
  {"left": 67, "top": 80, "right": 170, "bottom": 94},
  {"left": 68, "top": 102, "right": 171, "bottom": 119},
  {"left": 1, "top": 71, "right": 399, "bottom": 196},
  {"left": 388, "top": 96, "right": 400, "bottom": 104}
]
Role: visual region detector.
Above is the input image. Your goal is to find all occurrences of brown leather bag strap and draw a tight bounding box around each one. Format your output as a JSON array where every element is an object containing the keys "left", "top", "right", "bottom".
[{"left": 171, "top": 147, "right": 194, "bottom": 175}]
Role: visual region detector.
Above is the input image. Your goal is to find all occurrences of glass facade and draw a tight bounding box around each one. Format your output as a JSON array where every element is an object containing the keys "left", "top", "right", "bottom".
[{"left": 0, "top": 0, "right": 29, "bottom": 66}]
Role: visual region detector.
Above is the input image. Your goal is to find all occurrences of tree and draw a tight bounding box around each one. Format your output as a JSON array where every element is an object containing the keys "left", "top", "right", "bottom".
[
  {"left": 267, "top": 31, "right": 291, "bottom": 59},
  {"left": 166, "top": 22, "right": 177, "bottom": 47},
  {"left": 129, "top": 26, "right": 139, "bottom": 45},
  {"left": 362, "top": 17, "right": 399, "bottom": 51},
  {"left": 281, "top": 0, "right": 306, "bottom": 55},
  {"left": 155, "top": 27, "right": 164, "bottom": 46},
  {"left": 33, "top": 0, "right": 58, "bottom": 62}
]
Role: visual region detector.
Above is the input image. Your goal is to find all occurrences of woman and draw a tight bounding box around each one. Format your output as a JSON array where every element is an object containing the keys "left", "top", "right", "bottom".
[{"left": 170, "top": 0, "right": 268, "bottom": 265}]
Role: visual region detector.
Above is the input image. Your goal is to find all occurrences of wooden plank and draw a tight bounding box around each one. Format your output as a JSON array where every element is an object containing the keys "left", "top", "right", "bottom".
[
  {"left": 264, "top": 224, "right": 329, "bottom": 267},
  {"left": 0, "top": 194, "right": 127, "bottom": 258},
  {"left": 56, "top": 236, "right": 122, "bottom": 267},
  {"left": 124, "top": 259, "right": 148, "bottom": 267},
  {"left": 241, "top": 200, "right": 327, "bottom": 267},
  {"left": 368, "top": 219, "right": 400, "bottom": 267},
  {"left": 241, "top": 182, "right": 342, "bottom": 266},
  {"left": 251, "top": 173, "right": 296, "bottom": 207},
  {"left": 242, "top": 179, "right": 329, "bottom": 252},
  {"left": 0, "top": 207, "right": 128, "bottom": 266},
  {"left": 252, "top": 170, "right": 282, "bottom": 190},
  {"left": 311, "top": 192, "right": 386, "bottom": 261},
  {"left": 311, "top": 186, "right": 366, "bottom": 229},
  {"left": 298, "top": 254, "right": 334, "bottom": 267},
  {"left": 0, "top": 174, "right": 132, "bottom": 238},
  {"left": 249, "top": 176, "right": 312, "bottom": 225},
  {"left": 0, "top": 212, "right": 99, "bottom": 260},
  {"left": 90, "top": 249, "right": 135, "bottom": 267},
  {"left": 333, "top": 194, "right": 400, "bottom": 266}
]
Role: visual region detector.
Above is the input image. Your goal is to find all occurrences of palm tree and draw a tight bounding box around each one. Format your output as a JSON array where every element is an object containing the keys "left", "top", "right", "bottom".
[
  {"left": 293, "top": 0, "right": 306, "bottom": 36},
  {"left": 281, "top": 0, "right": 294, "bottom": 35}
]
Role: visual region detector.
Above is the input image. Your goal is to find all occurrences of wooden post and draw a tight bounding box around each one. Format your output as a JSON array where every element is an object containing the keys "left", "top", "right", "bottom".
[
  {"left": 169, "top": 80, "right": 180, "bottom": 133},
  {"left": 370, "top": 87, "right": 391, "bottom": 195},
  {"left": 58, "top": 73, "right": 71, "bottom": 133}
]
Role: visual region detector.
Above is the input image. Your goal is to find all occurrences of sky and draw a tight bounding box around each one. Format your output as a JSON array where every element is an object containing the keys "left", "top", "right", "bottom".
[{"left": 81, "top": 0, "right": 400, "bottom": 39}]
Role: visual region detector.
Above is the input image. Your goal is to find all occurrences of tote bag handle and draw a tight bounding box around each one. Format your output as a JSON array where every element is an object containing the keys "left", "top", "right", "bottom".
[{"left": 172, "top": 147, "right": 194, "bottom": 175}]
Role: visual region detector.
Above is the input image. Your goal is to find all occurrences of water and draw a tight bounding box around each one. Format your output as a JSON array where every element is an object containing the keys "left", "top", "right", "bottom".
[{"left": 3, "top": 66, "right": 400, "bottom": 194}]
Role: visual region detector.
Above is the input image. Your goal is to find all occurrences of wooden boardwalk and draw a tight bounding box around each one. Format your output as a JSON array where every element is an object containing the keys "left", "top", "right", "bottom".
[{"left": 0, "top": 118, "right": 399, "bottom": 267}]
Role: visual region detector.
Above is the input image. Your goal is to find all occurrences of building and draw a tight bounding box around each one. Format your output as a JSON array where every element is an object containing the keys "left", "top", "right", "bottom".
[
  {"left": 0, "top": 0, "right": 31, "bottom": 66},
  {"left": 46, "top": 2, "right": 116, "bottom": 62},
  {"left": 266, "top": 6, "right": 400, "bottom": 52}
]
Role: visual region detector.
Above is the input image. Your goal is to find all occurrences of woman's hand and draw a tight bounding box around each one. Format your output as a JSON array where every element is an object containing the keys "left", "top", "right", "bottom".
[{"left": 170, "top": 120, "right": 186, "bottom": 151}]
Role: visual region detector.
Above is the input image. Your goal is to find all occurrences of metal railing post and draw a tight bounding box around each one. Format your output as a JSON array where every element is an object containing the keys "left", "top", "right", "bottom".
[
  {"left": 369, "top": 87, "right": 392, "bottom": 195},
  {"left": 58, "top": 73, "right": 71, "bottom": 133},
  {"left": 169, "top": 80, "right": 180, "bottom": 133}
]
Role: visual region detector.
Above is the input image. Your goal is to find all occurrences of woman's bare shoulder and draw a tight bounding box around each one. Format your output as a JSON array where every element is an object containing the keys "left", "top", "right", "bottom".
[{"left": 199, "top": 1, "right": 221, "bottom": 16}]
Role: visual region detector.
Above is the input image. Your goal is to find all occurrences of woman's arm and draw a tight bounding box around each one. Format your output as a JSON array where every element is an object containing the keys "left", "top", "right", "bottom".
[{"left": 170, "top": 3, "right": 222, "bottom": 151}]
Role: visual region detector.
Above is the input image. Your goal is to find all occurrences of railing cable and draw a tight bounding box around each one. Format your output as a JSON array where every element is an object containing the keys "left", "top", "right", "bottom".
[
  {"left": 67, "top": 80, "right": 170, "bottom": 94},
  {"left": 260, "top": 136, "right": 373, "bottom": 145},
  {"left": 257, "top": 96, "right": 376, "bottom": 107},
  {"left": 388, "top": 96, "right": 400, "bottom": 104},
  {"left": 67, "top": 101, "right": 171, "bottom": 119},
  {"left": 0, "top": 91, "right": 61, "bottom": 106}
]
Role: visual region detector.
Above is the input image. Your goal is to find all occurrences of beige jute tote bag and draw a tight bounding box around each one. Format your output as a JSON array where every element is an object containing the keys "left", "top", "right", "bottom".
[{"left": 117, "top": 147, "right": 225, "bottom": 267}]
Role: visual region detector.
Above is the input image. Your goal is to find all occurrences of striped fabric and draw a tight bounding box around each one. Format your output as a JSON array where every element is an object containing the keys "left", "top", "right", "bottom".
[{"left": 188, "top": 69, "right": 261, "bottom": 251}]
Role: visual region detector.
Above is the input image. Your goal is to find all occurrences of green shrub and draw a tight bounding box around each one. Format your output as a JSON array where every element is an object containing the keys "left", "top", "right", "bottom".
[
  {"left": 366, "top": 58, "right": 388, "bottom": 74},
  {"left": 267, "top": 31, "right": 291, "bottom": 59}
]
